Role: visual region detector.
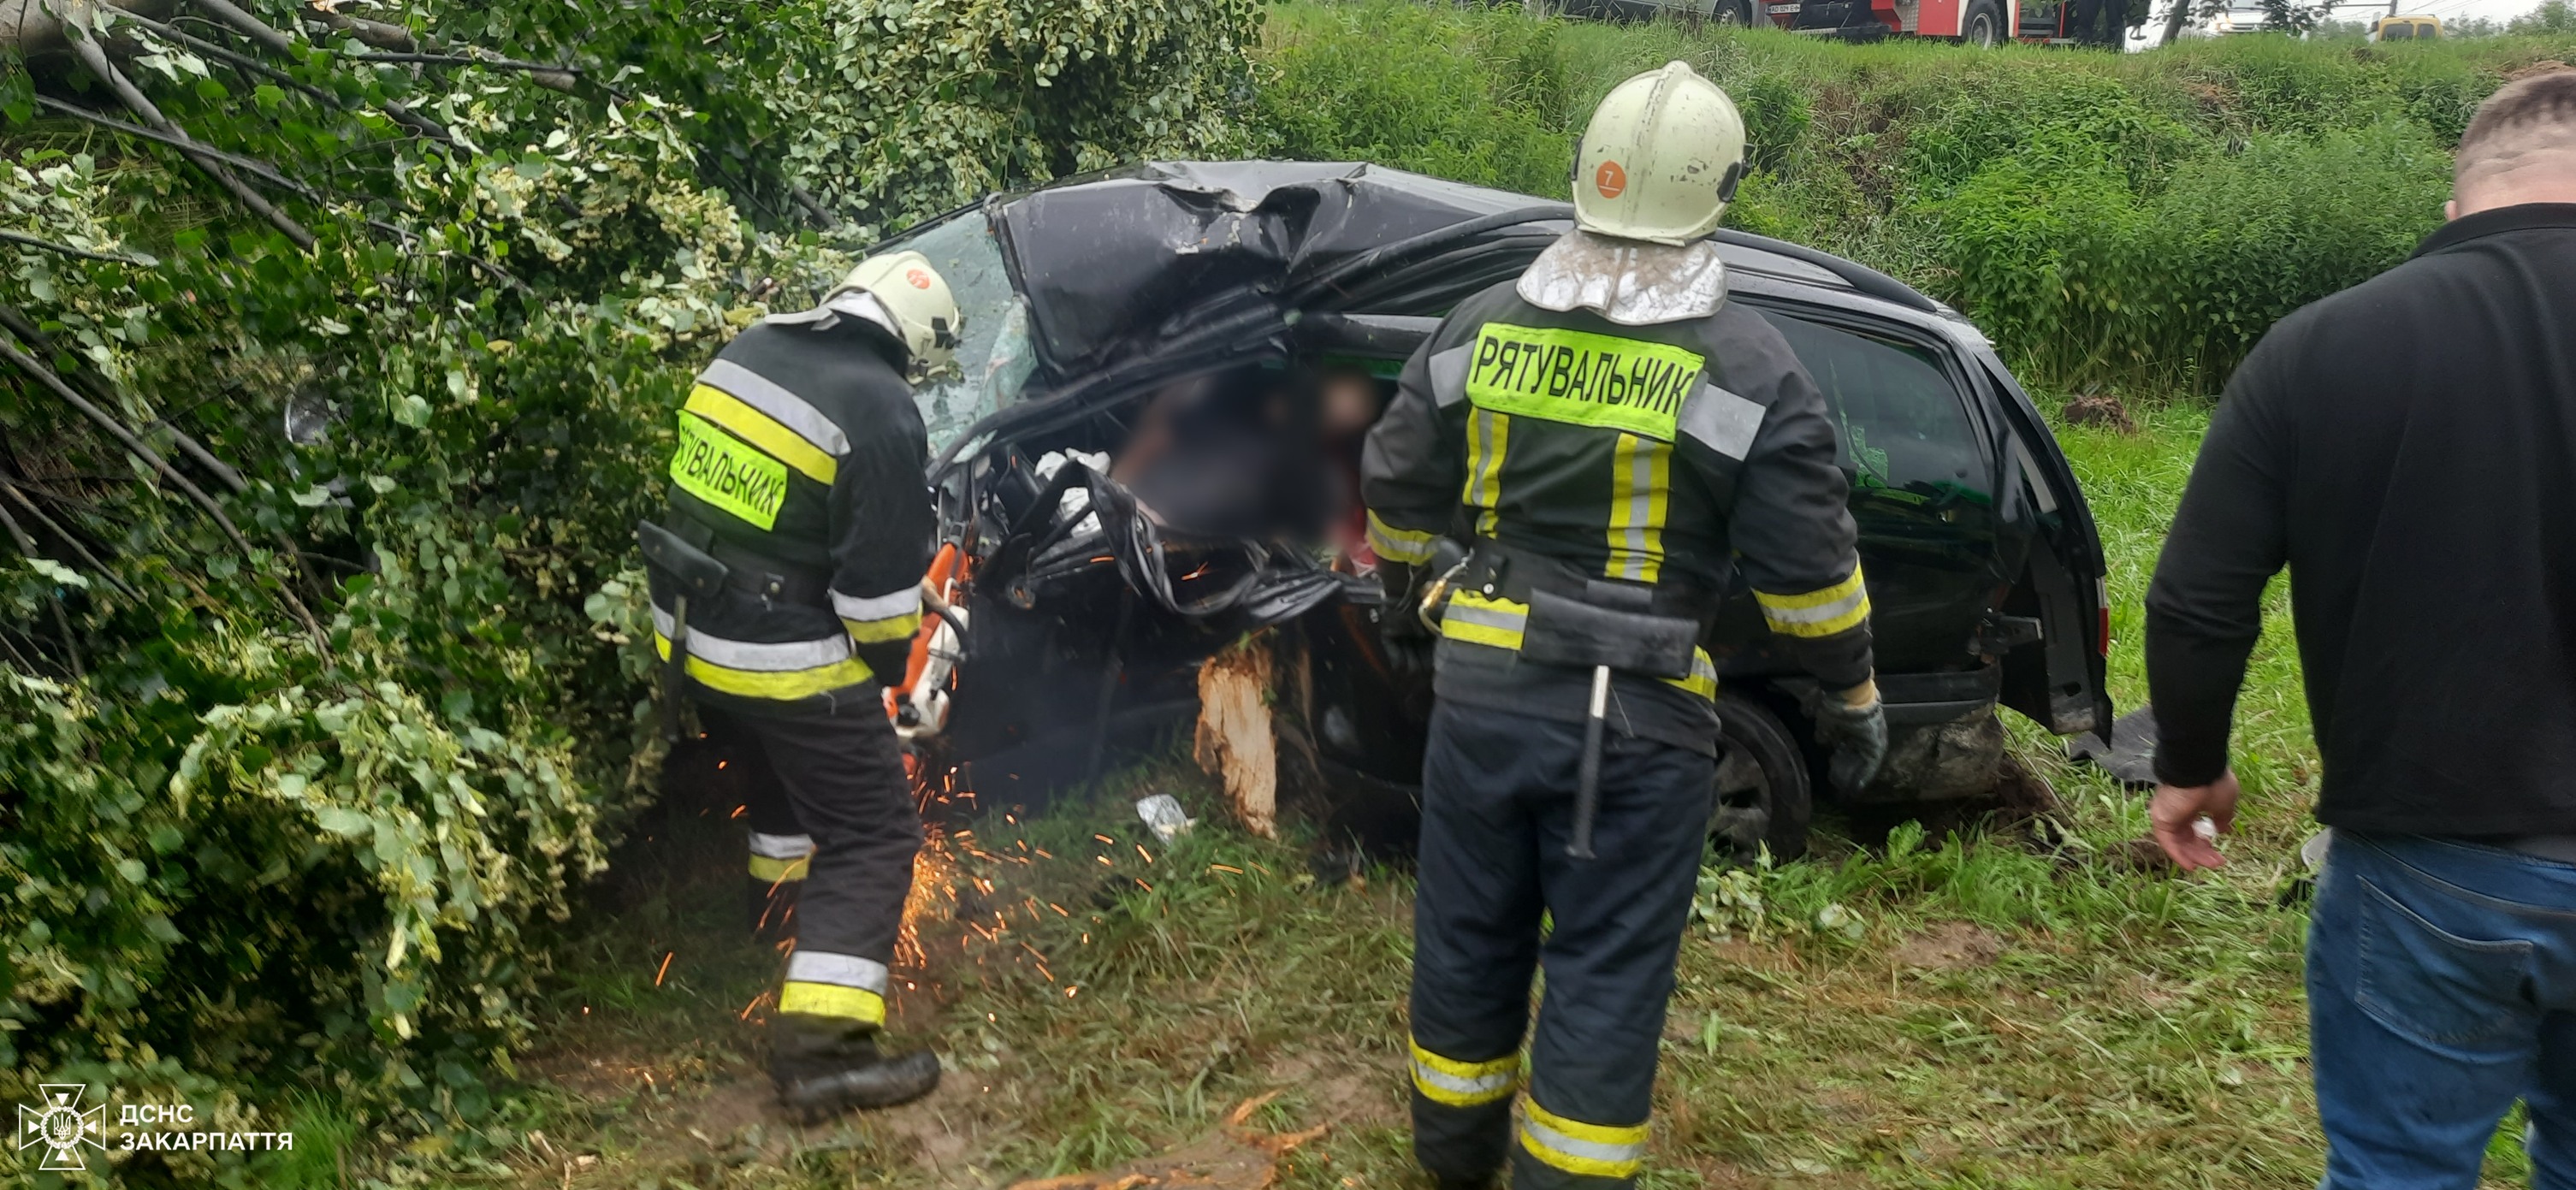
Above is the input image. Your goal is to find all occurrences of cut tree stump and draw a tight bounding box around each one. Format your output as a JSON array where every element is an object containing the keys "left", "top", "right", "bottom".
[{"left": 1194, "top": 635, "right": 1277, "bottom": 839}]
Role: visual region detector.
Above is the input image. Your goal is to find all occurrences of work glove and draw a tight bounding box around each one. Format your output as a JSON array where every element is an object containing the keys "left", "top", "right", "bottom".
[
  {"left": 1378, "top": 562, "right": 1438, "bottom": 680},
  {"left": 1811, "top": 678, "right": 1888, "bottom": 795}
]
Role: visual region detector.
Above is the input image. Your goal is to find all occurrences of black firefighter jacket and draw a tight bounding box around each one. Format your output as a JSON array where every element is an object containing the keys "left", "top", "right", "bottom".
[
  {"left": 648, "top": 304, "right": 935, "bottom": 706},
  {"left": 2147, "top": 202, "right": 2576, "bottom": 837},
  {"left": 1361, "top": 277, "right": 1875, "bottom": 754}
]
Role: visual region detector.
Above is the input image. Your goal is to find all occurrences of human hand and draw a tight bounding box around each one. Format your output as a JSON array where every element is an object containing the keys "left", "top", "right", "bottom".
[
  {"left": 1811, "top": 680, "right": 1887, "bottom": 795},
  {"left": 1377, "top": 564, "right": 1437, "bottom": 679},
  {"left": 2150, "top": 770, "right": 2241, "bottom": 872}
]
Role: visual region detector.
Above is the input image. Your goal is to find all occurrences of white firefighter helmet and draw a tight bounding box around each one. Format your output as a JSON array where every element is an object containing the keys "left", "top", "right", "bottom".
[
  {"left": 835, "top": 250, "right": 962, "bottom": 370},
  {"left": 1570, "top": 61, "right": 1749, "bottom": 246}
]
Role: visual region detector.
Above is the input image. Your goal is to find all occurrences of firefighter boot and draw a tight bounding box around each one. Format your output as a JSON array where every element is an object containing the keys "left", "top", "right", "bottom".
[{"left": 770, "top": 1016, "right": 941, "bottom": 1121}]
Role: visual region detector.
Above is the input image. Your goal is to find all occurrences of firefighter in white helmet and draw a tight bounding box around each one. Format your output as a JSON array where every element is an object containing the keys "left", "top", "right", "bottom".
[
  {"left": 639, "top": 249, "right": 959, "bottom": 1119},
  {"left": 1362, "top": 62, "right": 1886, "bottom": 1188}
]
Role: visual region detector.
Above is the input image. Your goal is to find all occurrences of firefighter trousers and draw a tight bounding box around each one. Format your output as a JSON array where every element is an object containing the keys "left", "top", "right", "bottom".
[
  {"left": 1408, "top": 699, "right": 1714, "bottom": 1189},
  {"left": 704, "top": 707, "right": 818, "bottom": 939},
  {"left": 699, "top": 693, "right": 921, "bottom": 1039}
]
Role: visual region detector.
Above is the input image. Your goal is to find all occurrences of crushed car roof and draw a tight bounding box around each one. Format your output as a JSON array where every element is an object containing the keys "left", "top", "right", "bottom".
[
  {"left": 894, "top": 160, "right": 1959, "bottom": 419},
  {"left": 990, "top": 161, "right": 1547, "bottom": 377}
]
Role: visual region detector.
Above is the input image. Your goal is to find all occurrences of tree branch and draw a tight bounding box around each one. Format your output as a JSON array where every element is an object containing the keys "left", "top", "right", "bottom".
[
  {"left": 299, "top": 4, "right": 417, "bottom": 51},
  {"left": 0, "top": 228, "right": 156, "bottom": 266},
  {"left": 34, "top": 97, "right": 317, "bottom": 198},
  {"left": 0, "top": 495, "right": 85, "bottom": 681},
  {"left": 0, "top": 304, "right": 248, "bottom": 495},
  {"left": 0, "top": 335, "right": 329, "bottom": 654},
  {"left": 127, "top": 8, "right": 319, "bottom": 93},
  {"left": 168, "top": 0, "right": 453, "bottom": 142},
  {"left": 62, "top": 27, "right": 318, "bottom": 251},
  {"left": 181, "top": 0, "right": 293, "bottom": 54},
  {"left": 344, "top": 50, "right": 579, "bottom": 74},
  {"left": 0, "top": 476, "right": 142, "bottom": 601},
  {"left": 786, "top": 181, "right": 843, "bottom": 231}
]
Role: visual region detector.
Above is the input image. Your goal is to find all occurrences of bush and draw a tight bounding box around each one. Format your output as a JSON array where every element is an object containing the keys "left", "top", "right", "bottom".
[
  {"left": 1257, "top": 1, "right": 2576, "bottom": 392},
  {"left": 1258, "top": 2, "right": 1573, "bottom": 194},
  {"left": 1929, "top": 120, "right": 2449, "bottom": 386},
  {"left": 0, "top": 0, "right": 1258, "bottom": 1180}
]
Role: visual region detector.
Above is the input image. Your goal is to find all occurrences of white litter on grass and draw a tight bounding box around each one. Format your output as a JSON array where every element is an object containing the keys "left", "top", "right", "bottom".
[
  {"left": 2300, "top": 827, "right": 2334, "bottom": 872},
  {"left": 1135, "top": 794, "right": 1195, "bottom": 843}
]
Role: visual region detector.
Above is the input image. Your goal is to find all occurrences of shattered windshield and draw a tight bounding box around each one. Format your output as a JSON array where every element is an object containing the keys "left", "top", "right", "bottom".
[{"left": 887, "top": 208, "right": 1036, "bottom": 451}]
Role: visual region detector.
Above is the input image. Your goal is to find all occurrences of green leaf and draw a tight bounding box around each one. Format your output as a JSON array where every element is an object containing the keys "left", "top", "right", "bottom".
[
  {"left": 315, "top": 807, "right": 375, "bottom": 838},
  {"left": 25, "top": 558, "right": 90, "bottom": 589}
]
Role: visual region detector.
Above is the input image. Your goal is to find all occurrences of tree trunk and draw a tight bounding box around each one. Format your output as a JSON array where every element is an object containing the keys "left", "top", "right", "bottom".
[
  {"left": 2160, "top": 0, "right": 2193, "bottom": 43},
  {"left": 1194, "top": 635, "right": 1280, "bottom": 840},
  {"left": 2, "top": 0, "right": 174, "bottom": 54}
]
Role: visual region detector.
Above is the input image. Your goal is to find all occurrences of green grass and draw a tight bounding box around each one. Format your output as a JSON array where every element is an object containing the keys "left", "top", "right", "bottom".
[
  {"left": 388, "top": 13, "right": 2572, "bottom": 1181},
  {"left": 395, "top": 394, "right": 2561, "bottom": 1190}
]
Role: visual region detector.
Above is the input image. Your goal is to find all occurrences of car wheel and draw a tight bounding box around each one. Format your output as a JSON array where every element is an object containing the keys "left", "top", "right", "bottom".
[
  {"left": 1714, "top": 0, "right": 1756, "bottom": 25},
  {"left": 1962, "top": 0, "right": 2005, "bottom": 44},
  {"left": 1709, "top": 690, "right": 1813, "bottom": 865}
]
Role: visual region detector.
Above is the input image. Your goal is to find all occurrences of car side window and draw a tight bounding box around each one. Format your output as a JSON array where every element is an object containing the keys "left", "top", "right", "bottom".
[{"left": 1756, "top": 311, "right": 1991, "bottom": 511}]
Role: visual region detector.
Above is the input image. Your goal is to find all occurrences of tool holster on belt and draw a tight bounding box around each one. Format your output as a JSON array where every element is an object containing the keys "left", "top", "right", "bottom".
[
  {"left": 1468, "top": 542, "right": 1710, "bottom": 859},
  {"left": 638, "top": 519, "right": 730, "bottom": 742}
]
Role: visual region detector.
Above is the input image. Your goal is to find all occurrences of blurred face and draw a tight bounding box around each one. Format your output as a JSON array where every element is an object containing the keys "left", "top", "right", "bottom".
[{"left": 1320, "top": 371, "right": 1383, "bottom": 437}]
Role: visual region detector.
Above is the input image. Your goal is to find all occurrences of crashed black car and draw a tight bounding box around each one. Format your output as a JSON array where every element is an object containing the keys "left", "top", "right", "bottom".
[{"left": 878, "top": 162, "right": 2111, "bottom": 861}]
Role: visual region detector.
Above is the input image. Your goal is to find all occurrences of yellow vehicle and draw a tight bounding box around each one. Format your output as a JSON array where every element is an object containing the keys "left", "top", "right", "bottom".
[{"left": 2373, "top": 14, "right": 2443, "bottom": 39}]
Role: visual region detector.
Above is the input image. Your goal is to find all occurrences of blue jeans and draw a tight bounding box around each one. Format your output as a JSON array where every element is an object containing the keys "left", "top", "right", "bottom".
[{"left": 2309, "top": 832, "right": 2576, "bottom": 1189}]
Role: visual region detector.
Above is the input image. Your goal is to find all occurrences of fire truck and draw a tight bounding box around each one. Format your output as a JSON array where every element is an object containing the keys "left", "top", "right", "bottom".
[{"left": 1567, "top": 0, "right": 2117, "bottom": 47}]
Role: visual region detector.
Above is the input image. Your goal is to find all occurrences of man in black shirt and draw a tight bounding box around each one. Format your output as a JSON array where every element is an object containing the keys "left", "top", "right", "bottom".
[{"left": 2145, "top": 71, "right": 2576, "bottom": 1187}]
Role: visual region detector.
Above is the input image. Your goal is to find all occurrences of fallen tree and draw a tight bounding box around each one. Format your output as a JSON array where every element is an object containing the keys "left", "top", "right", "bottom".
[{"left": 0, "top": 0, "right": 1257, "bottom": 1181}]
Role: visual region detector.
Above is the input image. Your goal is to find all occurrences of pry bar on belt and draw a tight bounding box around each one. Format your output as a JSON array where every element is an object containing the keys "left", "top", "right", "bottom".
[
  {"left": 637, "top": 519, "right": 731, "bottom": 742},
  {"left": 661, "top": 594, "right": 689, "bottom": 742},
  {"left": 1568, "top": 663, "right": 1611, "bottom": 860}
]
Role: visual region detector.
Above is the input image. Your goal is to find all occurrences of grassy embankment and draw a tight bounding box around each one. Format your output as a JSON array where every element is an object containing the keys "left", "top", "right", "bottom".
[
  {"left": 413, "top": 9, "right": 2576, "bottom": 1189},
  {"left": 471, "top": 401, "right": 2363, "bottom": 1190}
]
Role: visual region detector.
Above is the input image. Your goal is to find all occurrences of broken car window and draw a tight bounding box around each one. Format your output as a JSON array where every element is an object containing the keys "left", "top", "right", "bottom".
[{"left": 888, "top": 210, "right": 1031, "bottom": 450}]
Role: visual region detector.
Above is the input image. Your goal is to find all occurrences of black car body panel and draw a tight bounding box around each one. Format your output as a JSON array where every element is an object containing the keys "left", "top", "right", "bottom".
[{"left": 875, "top": 162, "right": 2111, "bottom": 807}]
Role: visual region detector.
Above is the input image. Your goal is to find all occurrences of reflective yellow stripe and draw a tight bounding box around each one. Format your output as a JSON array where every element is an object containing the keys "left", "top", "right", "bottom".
[
  {"left": 1439, "top": 590, "right": 1528, "bottom": 651},
  {"left": 1661, "top": 646, "right": 1717, "bottom": 702},
  {"left": 655, "top": 631, "right": 875, "bottom": 701},
  {"left": 1519, "top": 1096, "right": 1649, "bottom": 1180},
  {"left": 1366, "top": 510, "right": 1439, "bottom": 565},
  {"left": 1753, "top": 565, "right": 1871, "bottom": 638},
  {"left": 1606, "top": 432, "right": 1670, "bottom": 583},
  {"left": 776, "top": 980, "right": 885, "bottom": 1025},
  {"left": 685, "top": 383, "right": 838, "bottom": 484},
  {"left": 749, "top": 854, "right": 810, "bottom": 882},
  {"left": 1462, "top": 408, "right": 1510, "bottom": 537},
  {"left": 843, "top": 610, "right": 922, "bottom": 645},
  {"left": 1409, "top": 1039, "right": 1521, "bottom": 1107}
]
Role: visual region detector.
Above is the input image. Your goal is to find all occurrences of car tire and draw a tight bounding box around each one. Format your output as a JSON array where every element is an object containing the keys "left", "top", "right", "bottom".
[
  {"left": 1961, "top": 0, "right": 2005, "bottom": 44},
  {"left": 1714, "top": 0, "right": 1756, "bottom": 25},
  {"left": 1710, "top": 690, "right": 1813, "bottom": 865}
]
